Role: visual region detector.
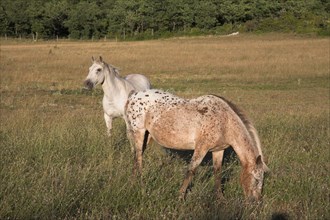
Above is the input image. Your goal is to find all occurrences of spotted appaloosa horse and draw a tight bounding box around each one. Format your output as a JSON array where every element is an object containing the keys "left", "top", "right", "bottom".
[{"left": 125, "top": 89, "right": 269, "bottom": 201}]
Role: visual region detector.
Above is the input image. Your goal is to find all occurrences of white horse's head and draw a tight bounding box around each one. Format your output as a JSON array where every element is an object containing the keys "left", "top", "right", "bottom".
[{"left": 84, "top": 56, "right": 106, "bottom": 90}]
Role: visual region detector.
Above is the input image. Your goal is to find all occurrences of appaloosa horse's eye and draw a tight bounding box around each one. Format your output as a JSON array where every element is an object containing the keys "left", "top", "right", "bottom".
[{"left": 97, "top": 68, "right": 102, "bottom": 72}]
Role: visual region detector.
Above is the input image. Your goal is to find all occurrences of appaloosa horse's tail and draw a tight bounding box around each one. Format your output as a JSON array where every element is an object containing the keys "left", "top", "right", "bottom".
[{"left": 213, "top": 95, "right": 270, "bottom": 172}]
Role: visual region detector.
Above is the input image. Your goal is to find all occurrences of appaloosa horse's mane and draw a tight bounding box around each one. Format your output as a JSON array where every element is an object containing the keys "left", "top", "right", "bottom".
[{"left": 211, "top": 95, "right": 268, "bottom": 171}]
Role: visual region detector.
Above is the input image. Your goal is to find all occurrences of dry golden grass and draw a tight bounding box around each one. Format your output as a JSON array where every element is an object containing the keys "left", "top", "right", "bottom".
[{"left": 1, "top": 34, "right": 328, "bottom": 120}]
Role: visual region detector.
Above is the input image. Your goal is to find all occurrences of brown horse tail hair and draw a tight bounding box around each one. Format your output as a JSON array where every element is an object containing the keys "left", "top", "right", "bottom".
[{"left": 213, "top": 95, "right": 270, "bottom": 172}]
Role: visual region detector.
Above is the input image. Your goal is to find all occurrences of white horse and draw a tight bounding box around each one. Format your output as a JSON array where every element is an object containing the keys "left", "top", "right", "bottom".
[{"left": 84, "top": 56, "right": 151, "bottom": 136}]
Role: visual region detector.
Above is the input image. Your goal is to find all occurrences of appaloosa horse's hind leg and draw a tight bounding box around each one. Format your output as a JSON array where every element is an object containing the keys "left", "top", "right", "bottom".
[
  {"left": 212, "top": 150, "right": 224, "bottom": 199},
  {"left": 179, "top": 147, "right": 209, "bottom": 200}
]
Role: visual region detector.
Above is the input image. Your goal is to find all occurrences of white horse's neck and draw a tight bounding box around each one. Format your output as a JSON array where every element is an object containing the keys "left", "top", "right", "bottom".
[{"left": 101, "top": 65, "right": 126, "bottom": 100}]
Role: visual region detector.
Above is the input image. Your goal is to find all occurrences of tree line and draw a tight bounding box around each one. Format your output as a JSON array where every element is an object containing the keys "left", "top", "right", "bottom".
[{"left": 0, "top": 0, "right": 329, "bottom": 40}]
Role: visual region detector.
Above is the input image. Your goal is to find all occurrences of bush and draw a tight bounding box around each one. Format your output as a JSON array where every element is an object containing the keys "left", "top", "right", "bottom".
[
  {"left": 215, "top": 23, "right": 237, "bottom": 35},
  {"left": 256, "top": 12, "right": 329, "bottom": 35}
]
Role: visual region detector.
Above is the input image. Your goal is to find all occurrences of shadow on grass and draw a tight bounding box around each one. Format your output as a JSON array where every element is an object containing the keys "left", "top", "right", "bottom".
[
  {"left": 271, "top": 212, "right": 290, "bottom": 220},
  {"left": 164, "top": 146, "right": 236, "bottom": 165},
  {"left": 164, "top": 147, "right": 238, "bottom": 193}
]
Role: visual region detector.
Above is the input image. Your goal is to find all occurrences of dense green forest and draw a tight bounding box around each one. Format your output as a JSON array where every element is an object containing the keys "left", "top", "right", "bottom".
[{"left": 0, "top": 0, "right": 329, "bottom": 40}]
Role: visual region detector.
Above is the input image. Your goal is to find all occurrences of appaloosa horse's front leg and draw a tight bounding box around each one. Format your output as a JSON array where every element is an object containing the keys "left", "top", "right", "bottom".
[
  {"left": 179, "top": 148, "right": 209, "bottom": 200},
  {"left": 104, "top": 113, "right": 112, "bottom": 137},
  {"left": 212, "top": 150, "right": 224, "bottom": 200},
  {"left": 132, "top": 129, "right": 148, "bottom": 176}
]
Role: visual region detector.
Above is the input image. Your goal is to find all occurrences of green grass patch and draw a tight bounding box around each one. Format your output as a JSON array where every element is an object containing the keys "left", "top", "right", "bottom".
[{"left": 1, "top": 108, "right": 329, "bottom": 219}]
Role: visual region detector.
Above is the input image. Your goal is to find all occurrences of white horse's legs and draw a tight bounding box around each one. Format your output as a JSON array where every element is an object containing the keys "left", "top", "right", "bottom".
[{"left": 104, "top": 113, "right": 113, "bottom": 136}]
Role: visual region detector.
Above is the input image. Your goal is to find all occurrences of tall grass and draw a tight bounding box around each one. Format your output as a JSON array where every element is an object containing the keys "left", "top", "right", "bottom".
[{"left": 1, "top": 34, "right": 329, "bottom": 219}]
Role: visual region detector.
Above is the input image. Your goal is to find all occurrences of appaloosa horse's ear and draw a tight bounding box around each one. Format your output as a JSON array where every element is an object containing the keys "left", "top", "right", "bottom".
[
  {"left": 99, "top": 56, "right": 103, "bottom": 63},
  {"left": 256, "top": 155, "right": 270, "bottom": 172},
  {"left": 91, "top": 56, "right": 95, "bottom": 62},
  {"left": 256, "top": 155, "right": 263, "bottom": 169}
]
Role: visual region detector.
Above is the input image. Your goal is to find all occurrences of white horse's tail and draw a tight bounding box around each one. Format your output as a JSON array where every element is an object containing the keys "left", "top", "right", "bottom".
[{"left": 214, "top": 95, "right": 270, "bottom": 172}]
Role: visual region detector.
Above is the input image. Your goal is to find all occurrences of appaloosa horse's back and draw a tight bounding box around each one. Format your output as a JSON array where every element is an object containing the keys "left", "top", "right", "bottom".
[
  {"left": 84, "top": 57, "right": 151, "bottom": 136},
  {"left": 125, "top": 89, "right": 269, "bottom": 201}
]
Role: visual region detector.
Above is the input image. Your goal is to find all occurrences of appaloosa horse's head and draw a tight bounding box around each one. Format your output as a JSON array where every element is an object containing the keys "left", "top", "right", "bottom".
[{"left": 241, "top": 155, "right": 265, "bottom": 202}]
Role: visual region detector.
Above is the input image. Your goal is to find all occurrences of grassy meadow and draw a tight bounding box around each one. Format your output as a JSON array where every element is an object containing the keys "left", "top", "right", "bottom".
[{"left": 0, "top": 34, "right": 329, "bottom": 219}]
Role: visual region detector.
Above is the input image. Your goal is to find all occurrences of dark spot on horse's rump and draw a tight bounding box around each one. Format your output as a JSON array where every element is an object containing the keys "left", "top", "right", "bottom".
[
  {"left": 140, "top": 102, "right": 144, "bottom": 106},
  {"left": 138, "top": 98, "right": 142, "bottom": 100},
  {"left": 155, "top": 91, "right": 160, "bottom": 94},
  {"left": 145, "top": 94, "right": 149, "bottom": 97},
  {"left": 197, "top": 107, "right": 208, "bottom": 115}
]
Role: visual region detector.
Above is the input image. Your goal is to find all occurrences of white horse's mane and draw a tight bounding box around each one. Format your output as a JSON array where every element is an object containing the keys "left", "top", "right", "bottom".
[
  {"left": 94, "top": 60, "right": 121, "bottom": 78},
  {"left": 105, "top": 63, "right": 121, "bottom": 77}
]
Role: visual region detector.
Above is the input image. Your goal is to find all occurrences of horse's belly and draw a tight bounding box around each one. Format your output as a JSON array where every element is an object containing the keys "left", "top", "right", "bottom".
[
  {"left": 151, "top": 130, "right": 196, "bottom": 150},
  {"left": 146, "top": 110, "right": 197, "bottom": 150}
]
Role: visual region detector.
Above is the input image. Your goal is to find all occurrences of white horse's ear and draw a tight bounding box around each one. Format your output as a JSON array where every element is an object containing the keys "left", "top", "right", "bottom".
[
  {"left": 91, "top": 56, "right": 95, "bottom": 62},
  {"left": 99, "top": 56, "right": 103, "bottom": 63}
]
